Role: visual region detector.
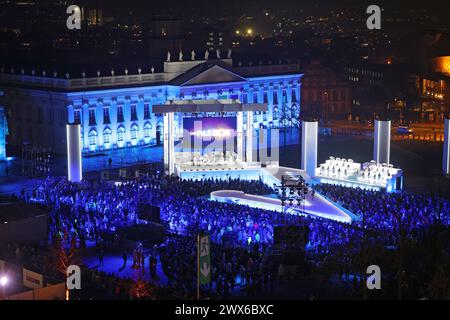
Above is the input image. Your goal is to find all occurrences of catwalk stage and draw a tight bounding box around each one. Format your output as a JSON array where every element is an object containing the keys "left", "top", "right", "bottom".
[
  {"left": 210, "top": 190, "right": 352, "bottom": 223},
  {"left": 181, "top": 166, "right": 356, "bottom": 223}
]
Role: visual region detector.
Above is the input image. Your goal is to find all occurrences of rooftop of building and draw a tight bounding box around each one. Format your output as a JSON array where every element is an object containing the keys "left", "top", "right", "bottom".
[
  {"left": 342, "top": 61, "right": 418, "bottom": 74},
  {"left": 0, "top": 55, "right": 302, "bottom": 93}
]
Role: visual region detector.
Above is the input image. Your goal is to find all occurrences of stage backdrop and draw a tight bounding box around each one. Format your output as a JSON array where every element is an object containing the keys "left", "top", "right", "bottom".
[{"left": 183, "top": 117, "right": 237, "bottom": 153}]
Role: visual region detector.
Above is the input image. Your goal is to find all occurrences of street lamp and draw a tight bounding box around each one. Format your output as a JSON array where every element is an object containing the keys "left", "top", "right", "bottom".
[
  {"left": 0, "top": 275, "right": 9, "bottom": 299},
  {"left": 0, "top": 276, "right": 8, "bottom": 286}
]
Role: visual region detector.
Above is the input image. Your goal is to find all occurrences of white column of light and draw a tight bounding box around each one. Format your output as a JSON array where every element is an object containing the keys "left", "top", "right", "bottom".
[
  {"left": 301, "top": 120, "right": 318, "bottom": 178},
  {"left": 0, "top": 106, "right": 6, "bottom": 161},
  {"left": 373, "top": 119, "right": 391, "bottom": 164},
  {"left": 246, "top": 111, "right": 254, "bottom": 162},
  {"left": 443, "top": 117, "right": 450, "bottom": 175},
  {"left": 66, "top": 123, "right": 82, "bottom": 182},
  {"left": 163, "top": 114, "right": 169, "bottom": 171},
  {"left": 258, "top": 125, "right": 269, "bottom": 165},
  {"left": 168, "top": 112, "right": 175, "bottom": 175},
  {"left": 236, "top": 112, "right": 244, "bottom": 161}
]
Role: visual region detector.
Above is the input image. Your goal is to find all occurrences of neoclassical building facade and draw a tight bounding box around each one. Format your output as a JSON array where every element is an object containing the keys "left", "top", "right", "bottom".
[{"left": 0, "top": 58, "right": 302, "bottom": 155}]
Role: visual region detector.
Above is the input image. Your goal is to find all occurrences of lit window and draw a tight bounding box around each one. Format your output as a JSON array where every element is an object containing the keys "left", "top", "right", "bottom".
[
  {"left": 103, "top": 129, "right": 111, "bottom": 144},
  {"left": 130, "top": 104, "right": 138, "bottom": 121},
  {"left": 74, "top": 110, "right": 81, "bottom": 124},
  {"left": 89, "top": 131, "right": 97, "bottom": 146},
  {"left": 131, "top": 125, "right": 138, "bottom": 140},
  {"left": 144, "top": 123, "right": 152, "bottom": 138},
  {"left": 117, "top": 106, "right": 124, "bottom": 123},
  {"left": 89, "top": 109, "right": 96, "bottom": 126},
  {"left": 117, "top": 127, "right": 125, "bottom": 142},
  {"left": 103, "top": 107, "right": 111, "bottom": 124},
  {"left": 144, "top": 104, "right": 151, "bottom": 120},
  {"left": 273, "top": 91, "right": 278, "bottom": 105}
]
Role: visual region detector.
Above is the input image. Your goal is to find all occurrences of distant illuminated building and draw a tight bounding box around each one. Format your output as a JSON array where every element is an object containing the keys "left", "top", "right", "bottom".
[
  {"left": 432, "top": 56, "right": 450, "bottom": 76},
  {"left": 302, "top": 60, "right": 352, "bottom": 118},
  {"left": 86, "top": 8, "right": 103, "bottom": 26}
]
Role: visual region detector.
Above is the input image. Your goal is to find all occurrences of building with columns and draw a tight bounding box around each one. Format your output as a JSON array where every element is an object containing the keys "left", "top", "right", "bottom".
[{"left": 0, "top": 57, "right": 302, "bottom": 155}]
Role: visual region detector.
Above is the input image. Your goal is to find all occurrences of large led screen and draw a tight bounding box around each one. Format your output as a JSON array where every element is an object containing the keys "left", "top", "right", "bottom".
[{"left": 182, "top": 117, "right": 237, "bottom": 152}]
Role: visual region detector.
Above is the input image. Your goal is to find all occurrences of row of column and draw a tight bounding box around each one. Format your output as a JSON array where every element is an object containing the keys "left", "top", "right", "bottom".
[{"left": 66, "top": 116, "right": 450, "bottom": 181}]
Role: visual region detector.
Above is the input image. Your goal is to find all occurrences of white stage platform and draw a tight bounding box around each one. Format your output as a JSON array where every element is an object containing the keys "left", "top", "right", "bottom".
[
  {"left": 210, "top": 189, "right": 353, "bottom": 223},
  {"left": 179, "top": 165, "right": 355, "bottom": 223}
]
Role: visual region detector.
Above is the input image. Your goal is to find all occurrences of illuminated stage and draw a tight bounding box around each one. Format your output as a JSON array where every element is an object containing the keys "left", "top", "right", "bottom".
[
  {"left": 152, "top": 101, "right": 358, "bottom": 223},
  {"left": 153, "top": 99, "right": 268, "bottom": 175},
  {"left": 181, "top": 167, "right": 355, "bottom": 223},
  {"left": 210, "top": 190, "right": 352, "bottom": 223}
]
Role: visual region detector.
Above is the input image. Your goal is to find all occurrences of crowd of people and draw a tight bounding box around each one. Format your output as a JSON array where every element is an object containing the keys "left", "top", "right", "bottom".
[
  {"left": 33, "top": 177, "right": 139, "bottom": 245},
  {"left": 1, "top": 166, "right": 448, "bottom": 299},
  {"left": 159, "top": 234, "right": 278, "bottom": 299},
  {"left": 313, "top": 184, "right": 450, "bottom": 243}
]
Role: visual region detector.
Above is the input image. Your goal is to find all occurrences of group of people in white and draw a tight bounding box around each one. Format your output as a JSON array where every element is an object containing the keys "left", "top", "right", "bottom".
[
  {"left": 317, "top": 157, "right": 360, "bottom": 179},
  {"left": 316, "top": 157, "right": 401, "bottom": 188},
  {"left": 190, "top": 151, "right": 240, "bottom": 167},
  {"left": 358, "top": 161, "right": 400, "bottom": 185}
]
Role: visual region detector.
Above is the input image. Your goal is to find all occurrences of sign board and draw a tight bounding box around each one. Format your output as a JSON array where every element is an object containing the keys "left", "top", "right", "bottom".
[
  {"left": 183, "top": 117, "right": 237, "bottom": 151},
  {"left": 198, "top": 234, "right": 211, "bottom": 285},
  {"left": 23, "top": 268, "right": 44, "bottom": 289}
]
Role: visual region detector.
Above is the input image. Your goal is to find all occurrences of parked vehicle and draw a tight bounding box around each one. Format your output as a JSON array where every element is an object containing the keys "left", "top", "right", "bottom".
[{"left": 397, "top": 126, "right": 414, "bottom": 134}]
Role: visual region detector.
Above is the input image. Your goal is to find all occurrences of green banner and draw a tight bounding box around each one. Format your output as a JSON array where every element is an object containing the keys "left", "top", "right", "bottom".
[{"left": 198, "top": 234, "right": 211, "bottom": 284}]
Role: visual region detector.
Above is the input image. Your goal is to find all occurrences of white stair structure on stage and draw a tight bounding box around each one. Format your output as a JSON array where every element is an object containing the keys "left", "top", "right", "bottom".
[
  {"left": 153, "top": 99, "right": 267, "bottom": 175},
  {"left": 66, "top": 123, "right": 83, "bottom": 182},
  {"left": 444, "top": 117, "right": 450, "bottom": 175},
  {"left": 315, "top": 157, "right": 403, "bottom": 192},
  {"left": 301, "top": 120, "right": 318, "bottom": 178},
  {"left": 374, "top": 119, "right": 391, "bottom": 164}
]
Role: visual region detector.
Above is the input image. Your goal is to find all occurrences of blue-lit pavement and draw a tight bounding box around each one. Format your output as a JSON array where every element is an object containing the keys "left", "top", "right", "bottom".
[{"left": 83, "top": 249, "right": 169, "bottom": 286}]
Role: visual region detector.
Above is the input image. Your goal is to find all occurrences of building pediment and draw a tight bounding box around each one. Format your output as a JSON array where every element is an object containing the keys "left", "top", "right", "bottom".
[{"left": 170, "top": 63, "right": 247, "bottom": 86}]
